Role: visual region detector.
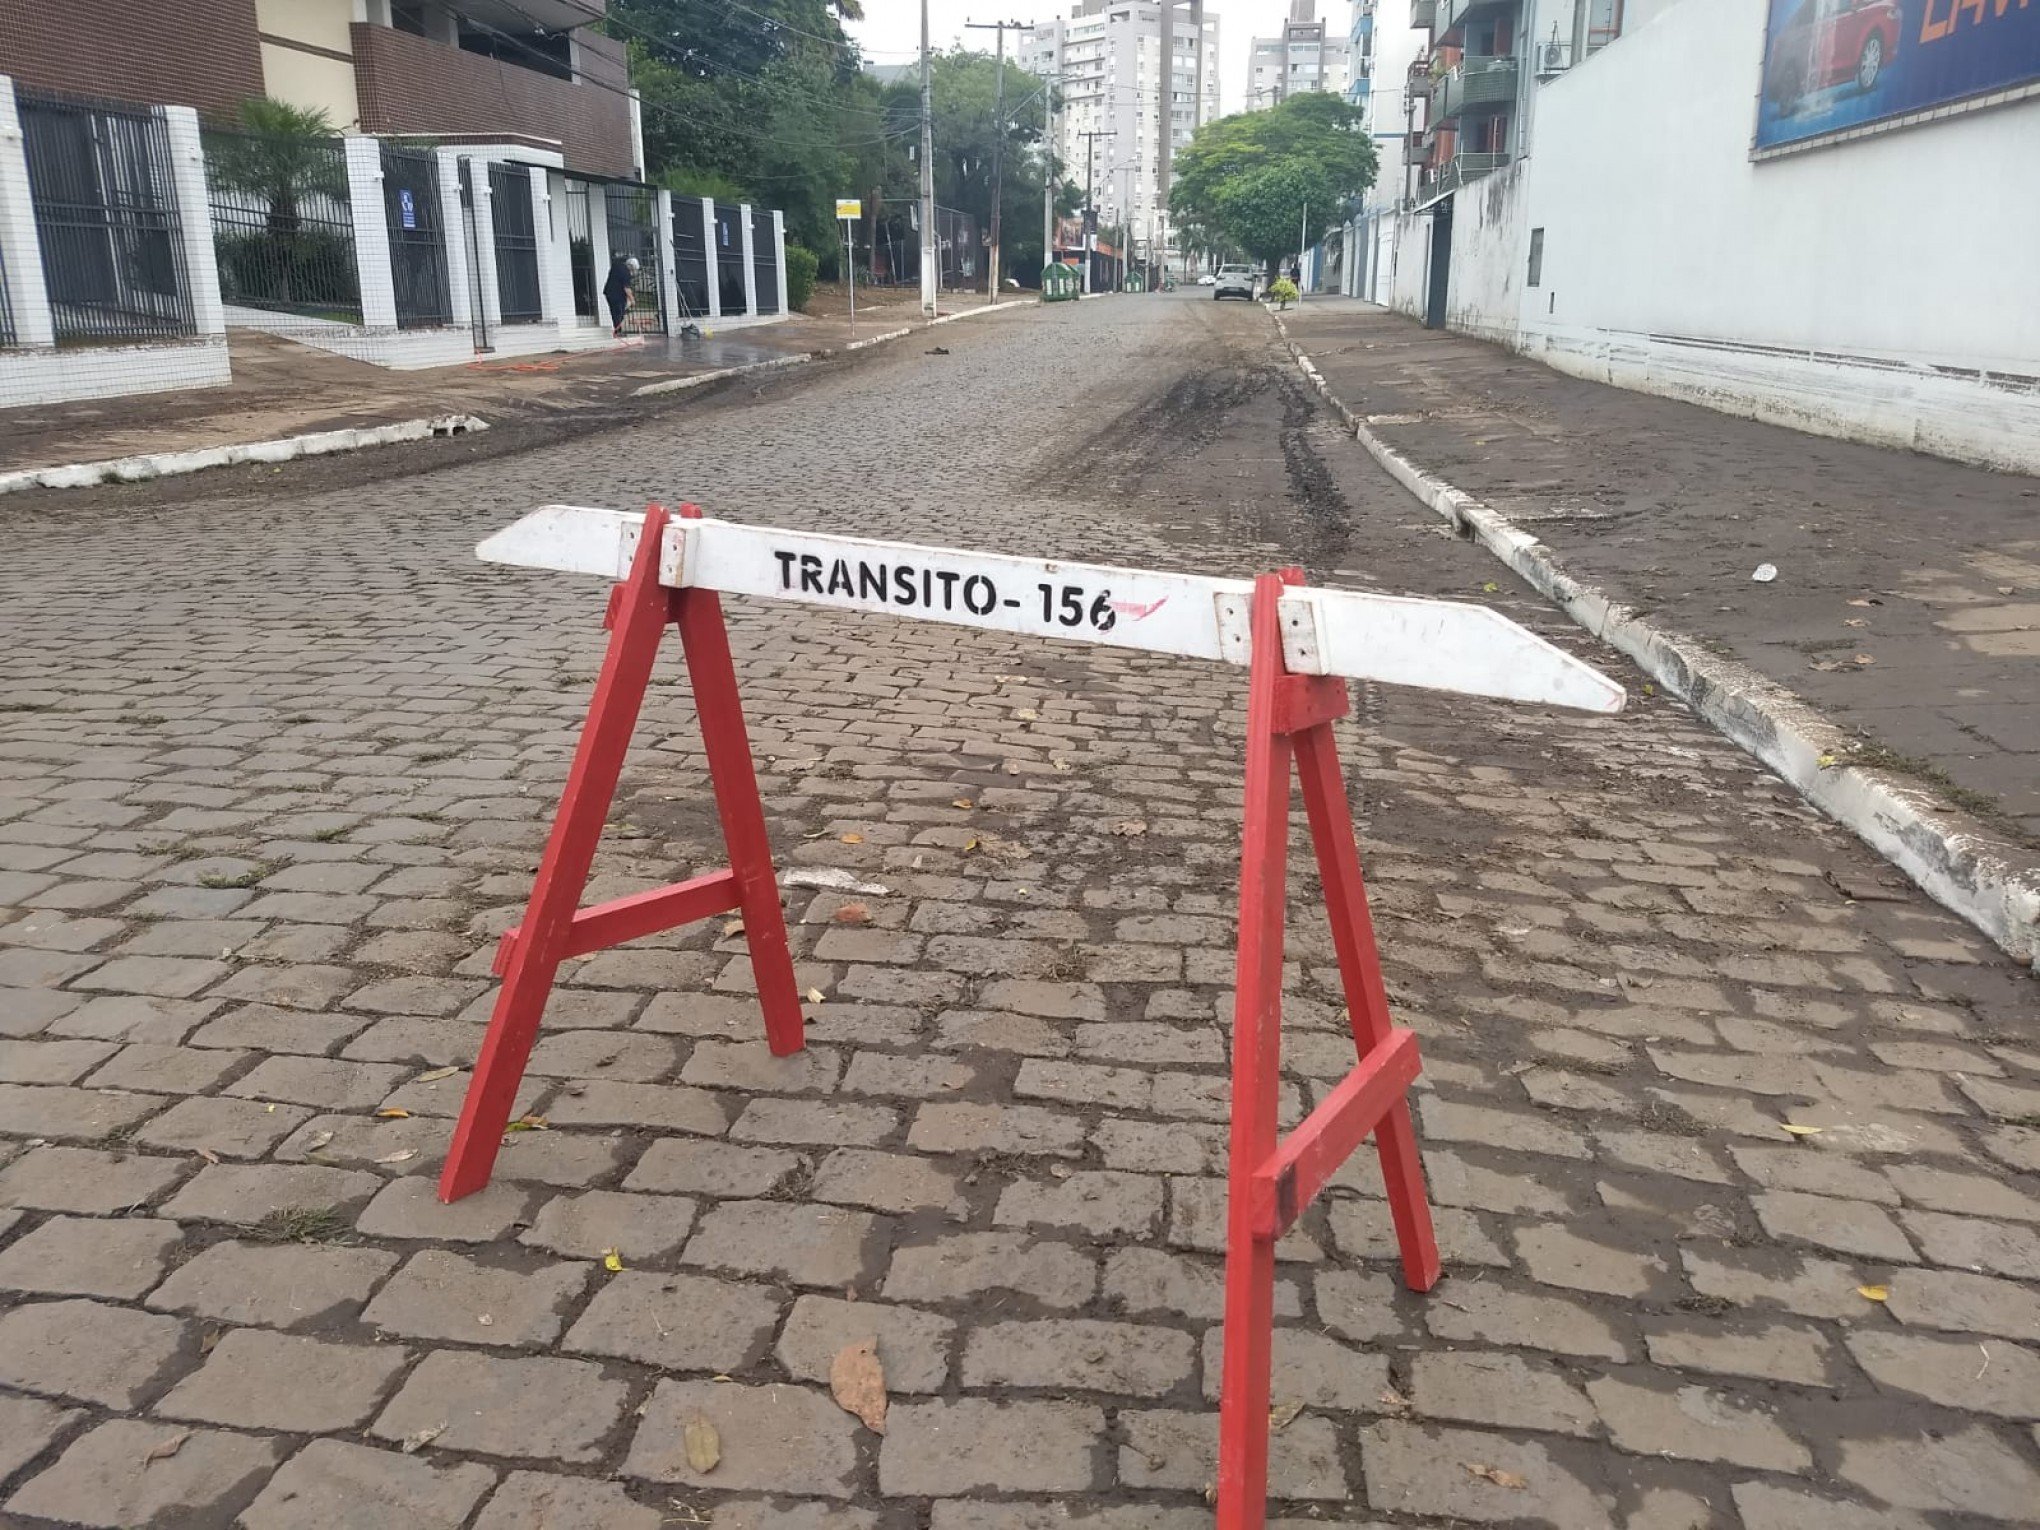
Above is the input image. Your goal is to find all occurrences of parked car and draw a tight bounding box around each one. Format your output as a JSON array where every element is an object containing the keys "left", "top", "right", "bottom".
[
  {"left": 1763, "top": 0, "right": 1900, "bottom": 114},
  {"left": 1213, "top": 264, "right": 1257, "bottom": 300},
  {"left": 1196, "top": 272, "right": 1217, "bottom": 286}
]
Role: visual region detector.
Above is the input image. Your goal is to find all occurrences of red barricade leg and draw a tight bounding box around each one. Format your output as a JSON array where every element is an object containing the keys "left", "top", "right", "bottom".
[
  {"left": 440, "top": 504, "right": 680, "bottom": 1201},
  {"left": 1216, "top": 570, "right": 1440, "bottom": 1526},
  {"left": 1215, "top": 572, "right": 1295, "bottom": 1530},
  {"left": 674, "top": 582, "right": 805, "bottom": 1055},
  {"left": 1294, "top": 722, "right": 1442, "bottom": 1293}
]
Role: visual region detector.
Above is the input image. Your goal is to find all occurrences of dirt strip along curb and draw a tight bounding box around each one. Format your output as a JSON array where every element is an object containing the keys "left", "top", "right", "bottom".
[{"left": 1273, "top": 312, "right": 2039, "bottom": 968}]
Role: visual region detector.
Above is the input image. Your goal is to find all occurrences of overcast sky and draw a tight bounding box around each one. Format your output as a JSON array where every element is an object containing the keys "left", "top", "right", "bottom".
[{"left": 845, "top": 0, "right": 1370, "bottom": 119}]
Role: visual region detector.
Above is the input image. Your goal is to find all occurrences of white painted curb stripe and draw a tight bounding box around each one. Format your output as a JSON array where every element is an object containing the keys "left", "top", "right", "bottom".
[
  {"left": 0, "top": 414, "right": 488, "bottom": 497},
  {"left": 1275, "top": 313, "right": 2040, "bottom": 967}
]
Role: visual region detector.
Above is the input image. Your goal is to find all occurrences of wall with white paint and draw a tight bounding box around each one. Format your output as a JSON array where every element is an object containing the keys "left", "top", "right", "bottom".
[{"left": 1416, "top": 0, "right": 2040, "bottom": 471}]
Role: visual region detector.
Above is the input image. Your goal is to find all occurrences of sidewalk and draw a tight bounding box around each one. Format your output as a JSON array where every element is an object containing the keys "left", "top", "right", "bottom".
[
  {"left": 0, "top": 291, "right": 983, "bottom": 478},
  {"left": 1280, "top": 299, "right": 2039, "bottom": 958}
]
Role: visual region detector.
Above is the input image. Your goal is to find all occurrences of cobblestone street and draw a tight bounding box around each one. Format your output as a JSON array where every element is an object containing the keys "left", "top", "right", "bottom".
[{"left": 1, "top": 292, "right": 2036, "bottom": 1528}]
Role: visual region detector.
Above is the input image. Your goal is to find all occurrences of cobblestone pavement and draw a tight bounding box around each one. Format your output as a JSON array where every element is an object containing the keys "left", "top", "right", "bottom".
[
  {"left": 1, "top": 291, "right": 2037, "bottom": 1529},
  {"left": 1279, "top": 301, "right": 2040, "bottom": 845}
]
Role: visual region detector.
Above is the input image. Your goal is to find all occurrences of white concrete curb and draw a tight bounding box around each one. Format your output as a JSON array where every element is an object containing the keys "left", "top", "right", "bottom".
[
  {"left": 634, "top": 299, "right": 1033, "bottom": 398},
  {"left": 1275, "top": 315, "right": 2040, "bottom": 967},
  {"left": 0, "top": 414, "right": 488, "bottom": 497}
]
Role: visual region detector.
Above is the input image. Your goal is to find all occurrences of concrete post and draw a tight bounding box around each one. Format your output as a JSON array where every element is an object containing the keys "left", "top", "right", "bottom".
[
  {"left": 535, "top": 166, "right": 573, "bottom": 328},
  {"left": 0, "top": 74, "right": 55, "bottom": 347},
  {"left": 434, "top": 148, "right": 472, "bottom": 338},
  {"left": 588, "top": 181, "right": 612, "bottom": 318},
  {"left": 773, "top": 208, "right": 788, "bottom": 316},
  {"left": 469, "top": 157, "right": 503, "bottom": 331},
  {"left": 700, "top": 196, "right": 720, "bottom": 321},
  {"left": 654, "top": 188, "right": 679, "bottom": 335},
  {"left": 160, "top": 105, "right": 225, "bottom": 337},
  {"left": 739, "top": 203, "right": 757, "bottom": 318},
  {"left": 344, "top": 137, "right": 398, "bottom": 330}
]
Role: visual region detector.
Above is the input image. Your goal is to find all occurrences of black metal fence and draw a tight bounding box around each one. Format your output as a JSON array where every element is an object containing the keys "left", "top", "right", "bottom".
[
  {"left": 201, "top": 128, "right": 361, "bottom": 325},
  {"left": 749, "top": 206, "right": 779, "bottom": 317},
  {"left": 604, "top": 183, "right": 663, "bottom": 333},
  {"left": 380, "top": 143, "right": 452, "bottom": 330},
  {"left": 670, "top": 193, "right": 711, "bottom": 320},
  {"left": 17, "top": 87, "right": 195, "bottom": 345},
  {"left": 712, "top": 201, "right": 747, "bottom": 314},
  {"left": 489, "top": 163, "right": 543, "bottom": 324},
  {"left": 0, "top": 244, "right": 14, "bottom": 347}
]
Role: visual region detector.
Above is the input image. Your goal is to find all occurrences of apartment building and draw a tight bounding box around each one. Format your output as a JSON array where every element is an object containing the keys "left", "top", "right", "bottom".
[
  {"left": 1021, "top": 0, "right": 1221, "bottom": 241},
  {"left": 1247, "top": 1, "right": 1354, "bottom": 111},
  {"left": 0, "top": 0, "right": 642, "bottom": 178}
]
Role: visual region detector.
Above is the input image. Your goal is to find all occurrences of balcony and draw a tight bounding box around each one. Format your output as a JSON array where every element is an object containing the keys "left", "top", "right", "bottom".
[
  {"left": 351, "top": 21, "right": 635, "bottom": 177},
  {"left": 1429, "top": 149, "right": 1512, "bottom": 198},
  {"left": 1407, "top": 58, "right": 1435, "bottom": 97},
  {"left": 1410, "top": 0, "right": 1438, "bottom": 29},
  {"left": 1438, "top": 0, "right": 1514, "bottom": 41},
  {"left": 1437, "top": 55, "right": 1518, "bottom": 119}
]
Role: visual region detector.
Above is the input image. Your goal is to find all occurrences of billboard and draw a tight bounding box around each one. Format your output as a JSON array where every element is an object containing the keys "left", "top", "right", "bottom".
[{"left": 1754, "top": 0, "right": 2040, "bottom": 154}]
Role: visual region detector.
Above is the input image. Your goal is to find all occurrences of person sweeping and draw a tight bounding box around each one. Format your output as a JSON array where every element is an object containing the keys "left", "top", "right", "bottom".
[{"left": 605, "top": 254, "right": 640, "bottom": 337}]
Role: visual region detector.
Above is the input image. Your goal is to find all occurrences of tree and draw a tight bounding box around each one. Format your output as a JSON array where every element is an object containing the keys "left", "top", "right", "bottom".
[
  {"left": 205, "top": 98, "right": 355, "bottom": 313},
  {"left": 1169, "top": 93, "right": 1376, "bottom": 266},
  {"left": 206, "top": 99, "right": 347, "bottom": 241}
]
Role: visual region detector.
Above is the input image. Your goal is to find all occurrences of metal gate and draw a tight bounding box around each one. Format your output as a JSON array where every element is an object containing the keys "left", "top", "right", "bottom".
[
  {"left": 489, "top": 163, "right": 543, "bottom": 324},
  {"left": 1424, "top": 196, "right": 1452, "bottom": 331},
  {"left": 749, "top": 207, "right": 778, "bottom": 316},
  {"left": 0, "top": 244, "right": 14, "bottom": 347},
  {"left": 670, "top": 193, "right": 710, "bottom": 320},
  {"left": 712, "top": 201, "right": 747, "bottom": 315},
  {"left": 201, "top": 127, "right": 360, "bottom": 325},
  {"left": 18, "top": 88, "right": 194, "bottom": 344},
  {"left": 603, "top": 183, "right": 663, "bottom": 334},
  {"left": 380, "top": 143, "right": 452, "bottom": 330}
]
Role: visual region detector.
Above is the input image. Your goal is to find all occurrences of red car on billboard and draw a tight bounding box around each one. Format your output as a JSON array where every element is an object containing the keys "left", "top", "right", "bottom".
[{"left": 1763, "top": 0, "right": 1902, "bottom": 114}]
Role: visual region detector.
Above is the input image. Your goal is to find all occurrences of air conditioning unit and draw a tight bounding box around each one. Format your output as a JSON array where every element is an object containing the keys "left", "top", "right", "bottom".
[{"left": 1536, "top": 37, "right": 1572, "bottom": 77}]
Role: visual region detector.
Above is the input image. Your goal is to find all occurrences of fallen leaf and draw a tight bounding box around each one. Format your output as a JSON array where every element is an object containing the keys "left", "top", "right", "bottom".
[
  {"left": 1780, "top": 1123, "right": 1823, "bottom": 1137},
  {"left": 830, "top": 1337, "right": 889, "bottom": 1433},
  {"left": 1379, "top": 1387, "right": 1411, "bottom": 1413},
  {"left": 1846, "top": 596, "right": 1879, "bottom": 607},
  {"left": 413, "top": 1066, "right": 458, "bottom": 1084},
  {"left": 477, "top": 1314, "right": 494, "bottom": 1326},
  {"left": 376, "top": 1108, "right": 411, "bottom": 1120},
  {"left": 375, "top": 1149, "right": 418, "bottom": 1165},
  {"left": 1843, "top": 618, "right": 1867, "bottom": 629},
  {"left": 683, "top": 1415, "right": 721, "bottom": 1474},
  {"left": 603, "top": 1248, "right": 626, "bottom": 1273},
  {"left": 1110, "top": 820, "right": 1148, "bottom": 837},
  {"left": 1858, "top": 1284, "right": 1889, "bottom": 1302},
  {"left": 831, "top": 902, "right": 871, "bottom": 926},
  {"left": 1641, "top": 682, "right": 1656, "bottom": 697},
  {"left": 1016, "top": 707, "right": 1039, "bottom": 721},
  {"left": 1268, "top": 1401, "right": 1305, "bottom": 1432},
  {"left": 1853, "top": 653, "right": 1876, "bottom": 666},
  {"left": 399, "top": 1424, "right": 443, "bottom": 1455},
  {"left": 303, "top": 1130, "right": 335, "bottom": 1151},
  {"left": 841, "top": 832, "right": 864, "bottom": 844},
  {"left": 1464, "top": 1463, "right": 1528, "bottom": 1490},
  {"left": 144, "top": 1430, "right": 191, "bottom": 1464},
  {"left": 951, "top": 798, "right": 975, "bottom": 809},
  {"left": 721, "top": 919, "right": 746, "bottom": 938},
  {"left": 805, "top": 987, "right": 826, "bottom": 1005},
  {"left": 1480, "top": 581, "right": 1500, "bottom": 594},
  {"left": 195, "top": 1147, "right": 220, "bottom": 1165},
  {"left": 504, "top": 1114, "right": 549, "bottom": 1133},
  {"left": 1817, "top": 752, "right": 1838, "bottom": 769}
]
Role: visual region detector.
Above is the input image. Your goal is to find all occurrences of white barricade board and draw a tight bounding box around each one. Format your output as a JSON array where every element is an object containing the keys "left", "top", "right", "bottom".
[{"left": 479, "top": 506, "right": 1626, "bottom": 715}]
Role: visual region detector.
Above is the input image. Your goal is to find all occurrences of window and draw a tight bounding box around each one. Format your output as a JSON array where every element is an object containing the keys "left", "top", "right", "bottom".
[
  {"left": 391, "top": 1, "right": 428, "bottom": 35},
  {"left": 1527, "top": 228, "right": 1545, "bottom": 287}
]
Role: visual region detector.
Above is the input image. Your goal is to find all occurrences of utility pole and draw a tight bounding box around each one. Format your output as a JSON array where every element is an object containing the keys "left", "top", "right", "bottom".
[
  {"left": 963, "top": 19, "right": 1025, "bottom": 302},
  {"left": 1043, "top": 77, "right": 1059, "bottom": 286},
  {"left": 1298, "top": 200, "right": 1309, "bottom": 302},
  {"left": 919, "top": 0, "right": 937, "bottom": 317},
  {"left": 1077, "top": 128, "right": 1114, "bottom": 296}
]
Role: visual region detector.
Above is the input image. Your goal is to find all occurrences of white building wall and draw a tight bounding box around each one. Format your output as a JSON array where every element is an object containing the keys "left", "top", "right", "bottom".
[
  {"left": 1512, "top": 0, "right": 2040, "bottom": 470},
  {"left": 1441, "top": 159, "right": 1530, "bottom": 344}
]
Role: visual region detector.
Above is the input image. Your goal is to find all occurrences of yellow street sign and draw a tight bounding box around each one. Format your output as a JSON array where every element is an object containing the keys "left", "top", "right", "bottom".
[{"left": 836, "top": 199, "right": 862, "bottom": 220}]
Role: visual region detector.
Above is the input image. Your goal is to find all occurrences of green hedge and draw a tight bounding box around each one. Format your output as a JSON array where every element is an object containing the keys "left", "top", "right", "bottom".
[{"left": 785, "top": 245, "right": 819, "bottom": 312}]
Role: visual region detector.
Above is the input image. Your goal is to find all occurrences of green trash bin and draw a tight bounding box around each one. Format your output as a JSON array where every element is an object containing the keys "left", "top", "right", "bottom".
[
  {"left": 1126, "top": 270, "right": 1146, "bottom": 293},
  {"left": 1041, "top": 263, "right": 1079, "bottom": 303}
]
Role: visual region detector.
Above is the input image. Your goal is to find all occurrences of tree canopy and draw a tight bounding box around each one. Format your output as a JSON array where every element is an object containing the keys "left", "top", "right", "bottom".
[
  {"left": 1168, "top": 93, "right": 1377, "bottom": 265},
  {"left": 614, "top": 4, "right": 1069, "bottom": 279}
]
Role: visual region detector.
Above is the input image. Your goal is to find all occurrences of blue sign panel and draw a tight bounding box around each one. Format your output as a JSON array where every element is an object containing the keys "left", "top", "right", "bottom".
[
  {"left": 1756, "top": 0, "right": 2040, "bottom": 153},
  {"left": 399, "top": 188, "right": 417, "bottom": 230}
]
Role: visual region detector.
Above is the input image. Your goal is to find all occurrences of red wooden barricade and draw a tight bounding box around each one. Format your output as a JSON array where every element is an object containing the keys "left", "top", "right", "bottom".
[{"left": 437, "top": 524, "right": 1440, "bottom": 1527}]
